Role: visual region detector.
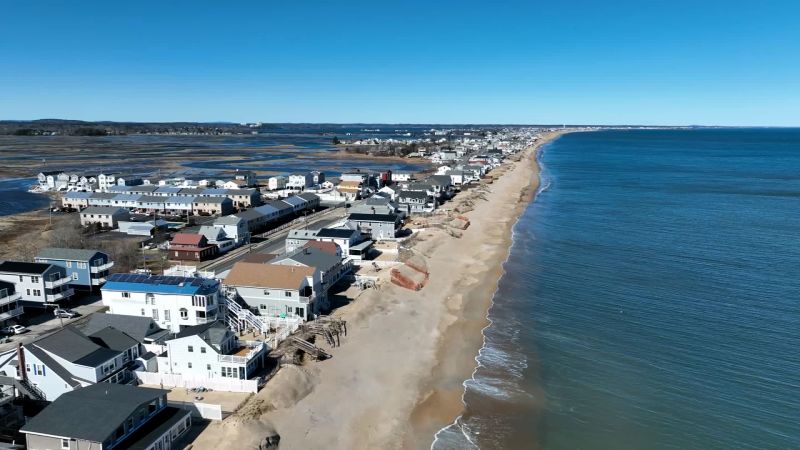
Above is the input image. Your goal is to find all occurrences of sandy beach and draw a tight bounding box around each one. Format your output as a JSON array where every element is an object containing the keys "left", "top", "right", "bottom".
[{"left": 190, "top": 131, "right": 565, "bottom": 450}]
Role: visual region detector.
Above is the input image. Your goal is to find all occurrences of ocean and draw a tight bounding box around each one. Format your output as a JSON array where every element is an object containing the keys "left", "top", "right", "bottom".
[{"left": 434, "top": 129, "right": 800, "bottom": 449}]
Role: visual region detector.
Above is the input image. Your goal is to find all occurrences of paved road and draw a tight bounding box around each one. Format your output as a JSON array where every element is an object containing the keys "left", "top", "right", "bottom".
[{"left": 200, "top": 206, "right": 352, "bottom": 274}]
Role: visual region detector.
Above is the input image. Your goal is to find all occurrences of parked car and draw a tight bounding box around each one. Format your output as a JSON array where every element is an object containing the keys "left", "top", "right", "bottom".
[
  {"left": 2, "top": 325, "right": 28, "bottom": 335},
  {"left": 53, "top": 308, "right": 78, "bottom": 319}
]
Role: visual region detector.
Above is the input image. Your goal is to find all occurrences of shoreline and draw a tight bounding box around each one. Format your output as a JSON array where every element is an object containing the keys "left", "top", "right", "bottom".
[
  {"left": 188, "top": 130, "right": 568, "bottom": 450},
  {"left": 407, "top": 131, "right": 564, "bottom": 449}
]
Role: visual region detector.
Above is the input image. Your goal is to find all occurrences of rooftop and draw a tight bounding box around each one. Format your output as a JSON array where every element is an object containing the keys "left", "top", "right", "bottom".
[
  {"left": 224, "top": 262, "right": 315, "bottom": 290},
  {"left": 0, "top": 261, "right": 53, "bottom": 275},
  {"left": 20, "top": 384, "right": 168, "bottom": 443},
  {"left": 36, "top": 247, "right": 106, "bottom": 262},
  {"left": 102, "top": 273, "right": 219, "bottom": 296}
]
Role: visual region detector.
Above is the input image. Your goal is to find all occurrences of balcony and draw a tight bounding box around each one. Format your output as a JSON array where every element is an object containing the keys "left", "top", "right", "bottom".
[
  {"left": 44, "top": 276, "right": 72, "bottom": 289},
  {"left": 91, "top": 277, "right": 108, "bottom": 286},
  {"left": 90, "top": 261, "right": 115, "bottom": 273},
  {"left": 0, "top": 291, "right": 21, "bottom": 307},
  {"left": 46, "top": 288, "right": 75, "bottom": 302},
  {"left": 218, "top": 341, "right": 265, "bottom": 365},
  {"left": 0, "top": 307, "right": 23, "bottom": 322},
  {"left": 299, "top": 295, "right": 313, "bottom": 304}
]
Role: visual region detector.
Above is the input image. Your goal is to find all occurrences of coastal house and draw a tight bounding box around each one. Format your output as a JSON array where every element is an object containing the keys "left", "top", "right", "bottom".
[
  {"left": 101, "top": 273, "right": 222, "bottom": 333},
  {"left": 223, "top": 262, "right": 323, "bottom": 320},
  {"left": 222, "top": 179, "right": 248, "bottom": 190},
  {"left": 281, "top": 194, "right": 308, "bottom": 213},
  {"left": 163, "top": 196, "right": 195, "bottom": 216},
  {"left": 285, "top": 227, "right": 366, "bottom": 258},
  {"left": 310, "top": 170, "right": 325, "bottom": 185},
  {"left": 298, "top": 192, "right": 321, "bottom": 211},
  {"left": 193, "top": 196, "right": 234, "bottom": 216},
  {"left": 224, "top": 188, "right": 261, "bottom": 208},
  {"left": 0, "top": 281, "right": 23, "bottom": 328},
  {"left": 0, "top": 325, "right": 141, "bottom": 401},
  {"left": 117, "top": 219, "right": 169, "bottom": 237},
  {"left": 397, "top": 190, "right": 434, "bottom": 213},
  {"left": 157, "top": 321, "right": 266, "bottom": 381},
  {"left": 445, "top": 169, "right": 465, "bottom": 186},
  {"left": 391, "top": 171, "right": 414, "bottom": 182},
  {"left": 97, "top": 173, "right": 120, "bottom": 191},
  {"left": 212, "top": 215, "right": 250, "bottom": 246},
  {"left": 267, "top": 200, "right": 294, "bottom": 219},
  {"left": 267, "top": 175, "right": 288, "bottom": 190},
  {"left": 234, "top": 170, "right": 258, "bottom": 187},
  {"left": 37, "top": 171, "right": 63, "bottom": 191},
  {"left": 79, "top": 206, "right": 130, "bottom": 228},
  {"left": 35, "top": 248, "right": 114, "bottom": 291},
  {"left": 0, "top": 261, "right": 74, "bottom": 307},
  {"left": 116, "top": 176, "right": 144, "bottom": 187},
  {"left": 287, "top": 172, "right": 315, "bottom": 190},
  {"left": 347, "top": 213, "right": 401, "bottom": 240},
  {"left": 168, "top": 233, "right": 218, "bottom": 261},
  {"left": 271, "top": 244, "right": 351, "bottom": 291},
  {"left": 20, "top": 383, "right": 191, "bottom": 450},
  {"left": 61, "top": 191, "right": 93, "bottom": 210},
  {"left": 336, "top": 180, "right": 363, "bottom": 200},
  {"left": 199, "top": 225, "right": 236, "bottom": 253}
]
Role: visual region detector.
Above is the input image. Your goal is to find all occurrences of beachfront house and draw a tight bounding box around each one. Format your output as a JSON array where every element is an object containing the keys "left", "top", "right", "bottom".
[
  {"left": 271, "top": 244, "right": 351, "bottom": 291},
  {"left": 287, "top": 172, "right": 315, "bottom": 190},
  {"left": 157, "top": 321, "right": 266, "bottom": 380},
  {"left": 0, "top": 261, "right": 74, "bottom": 307},
  {"left": 199, "top": 225, "right": 236, "bottom": 253},
  {"left": 224, "top": 262, "right": 323, "bottom": 320},
  {"left": 347, "top": 213, "right": 401, "bottom": 240},
  {"left": 61, "top": 191, "right": 93, "bottom": 210},
  {"left": 20, "top": 383, "right": 191, "bottom": 450},
  {"left": 101, "top": 273, "right": 222, "bottom": 333},
  {"left": 285, "top": 227, "right": 365, "bottom": 258},
  {"left": 79, "top": 206, "right": 130, "bottom": 228},
  {"left": 0, "top": 325, "right": 141, "bottom": 401},
  {"left": 79, "top": 313, "right": 171, "bottom": 346},
  {"left": 34, "top": 248, "right": 114, "bottom": 291},
  {"left": 397, "top": 190, "right": 434, "bottom": 213}
]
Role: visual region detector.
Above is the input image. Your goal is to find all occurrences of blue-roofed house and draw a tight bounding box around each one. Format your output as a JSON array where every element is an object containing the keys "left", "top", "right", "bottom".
[
  {"left": 35, "top": 248, "right": 114, "bottom": 291},
  {"left": 101, "top": 273, "right": 222, "bottom": 333}
]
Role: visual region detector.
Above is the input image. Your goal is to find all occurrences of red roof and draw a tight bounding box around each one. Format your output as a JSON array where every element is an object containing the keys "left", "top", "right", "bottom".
[{"left": 171, "top": 233, "right": 205, "bottom": 246}]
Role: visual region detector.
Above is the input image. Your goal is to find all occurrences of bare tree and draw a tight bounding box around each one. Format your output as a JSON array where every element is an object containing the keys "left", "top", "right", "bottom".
[{"left": 49, "top": 215, "right": 87, "bottom": 249}]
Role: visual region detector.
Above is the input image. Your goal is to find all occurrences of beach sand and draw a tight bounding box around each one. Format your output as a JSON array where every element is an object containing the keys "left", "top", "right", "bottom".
[{"left": 189, "top": 131, "right": 565, "bottom": 450}]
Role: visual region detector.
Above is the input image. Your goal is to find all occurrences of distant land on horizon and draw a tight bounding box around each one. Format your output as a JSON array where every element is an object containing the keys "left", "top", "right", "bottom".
[{"left": 0, "top": 119, "right": 758, "bottom": 137}]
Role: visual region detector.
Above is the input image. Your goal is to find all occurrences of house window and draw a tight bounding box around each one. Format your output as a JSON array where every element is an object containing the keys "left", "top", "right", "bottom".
[
  {"left": 26, "top": 289, "right": 30, "bottom": 296},
  {"left": 188, "top": 362, "right": 192, "bottom": 368},
  {"left": 72, "top": 272, "right": 79, "bottom": 280},
  {"left": 61, "top": 438, "right": 70, "bottom": 449},
  {"left": 200, "top": 347, "right": 206, "bottom": 354},
  {"left": 141, "top": 308, "right": 145, "bottom": 316},
  {"left": 66, "top": 261, "right": 72, "bottom": 268},
  {"left": 33, "top": 289, "right": 41, "bottom": 296},
  {"left": 122, "top": 292, "right": 131, "bottom": 298},
  {"left": 207, "top": 363, "right": 212, "bottom": 371},
  {"left": 263, "top": 290, "right": 270, "bottom": 296},
  {"left": 152, "top": 309, "right": 159, "bottom": 321},
  {"left": 78, "top": 262, "right": 88, "bottom": 269},
  {"left": 196, "top": 310, "right": 206, "bottom": 319},
  {"left": 18, "top": 276, "right": 22, "bottom": 282},
  {"left": 32, "top": 276, "right": 39, "bottom": 283},
  {"left": 164, "top": 310, "right": 170, "bottom": 321},
  {"left": 285, "top": 291, "right": 292, "bottom": 297},
  {"left": 180, "top": 308, "right": 188, "bottom": 320},
  {"left": 188, "top": 346, "right": 193, "bottom": 352}
]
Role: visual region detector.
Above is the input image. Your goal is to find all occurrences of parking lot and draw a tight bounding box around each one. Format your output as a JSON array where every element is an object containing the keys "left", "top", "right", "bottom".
[{"left": 0, "top": 294, "right": 106, "bottom": 353}]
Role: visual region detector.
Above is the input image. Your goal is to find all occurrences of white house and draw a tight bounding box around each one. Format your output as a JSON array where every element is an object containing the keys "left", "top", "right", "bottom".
[
  {"left": 97, "top": 173, "right": 120, "bottom": 191},
  {"left": 101, "top": 273, "right": 222, "bottom": 333},
  {"left": 267, "top": 175, "right": 288, "bottom": 190},
  {"left": 79, "top": 206, "right": 130, "bottom": 228},
  {"left": 0, "top": 325, "right": 140, "bottom": 401},
  {"left": 157, "top": 321, "right": 266, "bottom": 381},
  {"left": 287, "top": 173, "right": 314, "bottom": 190}
]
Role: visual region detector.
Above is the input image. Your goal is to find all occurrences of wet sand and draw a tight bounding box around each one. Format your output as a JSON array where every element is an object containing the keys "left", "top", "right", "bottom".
[{"left": 189, "top": 131, "right": 566, "bottom": 450}]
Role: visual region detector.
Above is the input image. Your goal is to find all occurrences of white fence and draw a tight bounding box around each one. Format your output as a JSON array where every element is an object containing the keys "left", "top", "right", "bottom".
[
  {"left": 169, "top": 400, "right": 224, "bottom": 421},
  {"left": 134, "top": 371, "right": 259, "bottom": 393}
]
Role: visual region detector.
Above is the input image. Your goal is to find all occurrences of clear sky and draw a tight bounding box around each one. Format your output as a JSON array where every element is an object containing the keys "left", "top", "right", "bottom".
[{"left": 1, "top": 0, "right": 798, "bottom": 125}]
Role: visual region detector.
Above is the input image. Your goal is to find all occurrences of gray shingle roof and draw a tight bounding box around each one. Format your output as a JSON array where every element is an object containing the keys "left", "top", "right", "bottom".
[
  {"left": 80, "top": 206, "right": 128, "bottom": 215},
  {"left": 88, "top": 327, "right": 139, "bottom": 352},
  {"left": 36, "top": 247, "right": 106, "bottom": 262},
  {"left": 34, "top": 326, "right": 120, "bottom": 367},
  {"left": 20, "top": 383, "right": 167, "bottom": 442},
  {"left": 80, "top": 313, "right": 164, "bottom": 343},
  {"left": 172, "top": 320, "right": 229, "bottom": 348}
]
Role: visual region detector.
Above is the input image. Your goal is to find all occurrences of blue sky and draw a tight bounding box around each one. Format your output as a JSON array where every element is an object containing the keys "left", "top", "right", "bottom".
[{"left": 1, "top": 0, "right": 798, "bottom": 125}]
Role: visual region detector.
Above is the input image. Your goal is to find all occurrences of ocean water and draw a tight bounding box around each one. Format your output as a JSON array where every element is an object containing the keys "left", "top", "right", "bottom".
[
  {"left": 434, "top": 129, "right": 800, "bottom": 449},
  {"left": 0, "top": 178, "right": 50, "bottom": 217}
]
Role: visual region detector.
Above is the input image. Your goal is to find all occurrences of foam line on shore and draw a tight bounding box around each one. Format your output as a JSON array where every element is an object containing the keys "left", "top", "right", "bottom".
[{"left": 430, "top": 138, "right": 557, "bottom": 450}]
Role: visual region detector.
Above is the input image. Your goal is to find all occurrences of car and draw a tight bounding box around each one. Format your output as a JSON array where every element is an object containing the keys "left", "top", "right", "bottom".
[
  {"left": 2, "top": 325, "right": 28, "bottom": 335},
  {"left": 53, "top": 308, "right": 78, "bottom": 319}
]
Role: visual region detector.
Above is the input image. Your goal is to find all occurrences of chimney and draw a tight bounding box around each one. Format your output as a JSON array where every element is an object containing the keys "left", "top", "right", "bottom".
[{"left": 17, "top": 343, "right": 26, "bottom": 381}]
